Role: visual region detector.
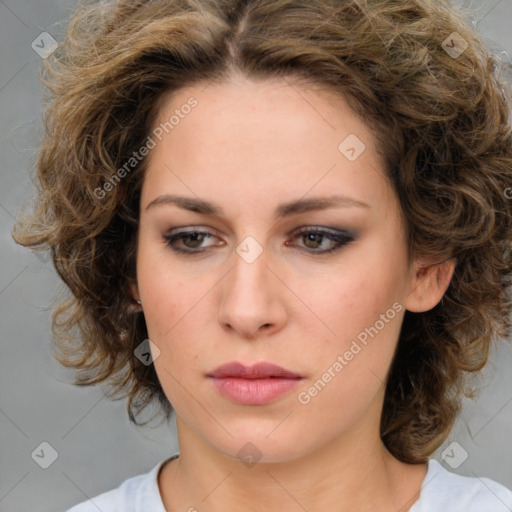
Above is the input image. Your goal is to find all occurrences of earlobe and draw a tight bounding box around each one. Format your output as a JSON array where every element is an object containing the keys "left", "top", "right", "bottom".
[
  {"left": 405, "top": 258, "right": 456, "bottom": 313},
  {"left": 128, "top": 280, "right": 140, "bottom": 302},
  {"left": 127, "top": 280, "right": 142, "bottom": 311}
]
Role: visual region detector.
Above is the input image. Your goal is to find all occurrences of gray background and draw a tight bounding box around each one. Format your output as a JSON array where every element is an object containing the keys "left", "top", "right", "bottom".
[{"left": 1, "top": 1, "right": 511, "bottom": 511}]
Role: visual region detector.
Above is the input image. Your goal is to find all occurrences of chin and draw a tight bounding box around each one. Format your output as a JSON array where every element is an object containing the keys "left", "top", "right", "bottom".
[{"left": 207, "top": 427, "right": 315, "bottom": 466}]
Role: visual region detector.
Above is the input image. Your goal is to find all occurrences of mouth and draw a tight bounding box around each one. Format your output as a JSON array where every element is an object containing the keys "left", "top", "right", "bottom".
[{"left": 206, "top": 361, "right": 304, "bottom": 405}]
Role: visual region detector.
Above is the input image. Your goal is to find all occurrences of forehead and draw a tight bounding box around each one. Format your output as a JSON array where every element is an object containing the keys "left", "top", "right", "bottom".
[{"left": 141, "top": 75, "right": 396, "bottom": 221}]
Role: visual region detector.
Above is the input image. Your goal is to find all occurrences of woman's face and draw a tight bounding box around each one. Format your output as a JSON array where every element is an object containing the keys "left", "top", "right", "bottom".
[{"left": 133, "top": 74, "right": 420, "bottom": 463}]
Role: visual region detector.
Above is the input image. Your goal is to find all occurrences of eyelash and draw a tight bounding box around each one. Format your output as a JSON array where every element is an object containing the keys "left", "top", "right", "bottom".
[{"left": 163, "top": 227, "right": 355, "bottom": 255}]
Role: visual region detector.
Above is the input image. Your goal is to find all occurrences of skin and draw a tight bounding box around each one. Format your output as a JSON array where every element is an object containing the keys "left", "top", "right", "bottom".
[{"left": 130, "top": 72, "right": 455, "bottom": 512}]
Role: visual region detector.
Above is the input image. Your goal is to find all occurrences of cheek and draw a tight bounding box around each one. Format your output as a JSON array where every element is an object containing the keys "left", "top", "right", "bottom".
[
  {"left": 137, "top": 238, "right": 189, "bottom": 332},
  {"left": 142, "top": 282, "right": 200, "bottom": 369},
  {"left": 136, "top": 249, "right": 206, "bottom": 369},
  {"left": 294, "top": 270, "right": 404, "bottom": 429},
  {"left": 305, "top": 258, "right": 406, "bottom": 345},
  {"left": 143, "top": 276, "right": 204, "bottom": 409},
  {"left": 299, "top": 255, "right": 407, "bottom": 407}
]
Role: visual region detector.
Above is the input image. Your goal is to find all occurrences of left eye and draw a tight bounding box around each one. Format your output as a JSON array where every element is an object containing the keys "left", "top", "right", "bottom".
[
  {"left": 164, "top": 227, "right": 355, "bottom": 255},
  {"left": 288, "top": 228, "right": 355, "bottom": 253}
]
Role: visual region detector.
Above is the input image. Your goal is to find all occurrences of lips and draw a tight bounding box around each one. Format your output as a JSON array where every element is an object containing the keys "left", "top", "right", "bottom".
[
  {"left": 207, "top": 361, "right": 303, "bottom": 379},
  {"left": 207, "top": 361, "right": 303, "bottom": 405}
]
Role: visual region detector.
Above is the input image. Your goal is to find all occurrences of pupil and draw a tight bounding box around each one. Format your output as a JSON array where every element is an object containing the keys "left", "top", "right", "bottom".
[
  {"left": 306, "top": 233, "right": 322, "bottom": 248},
  {"left": 187, "top": 233, "right": 203, "bottom": 247}
]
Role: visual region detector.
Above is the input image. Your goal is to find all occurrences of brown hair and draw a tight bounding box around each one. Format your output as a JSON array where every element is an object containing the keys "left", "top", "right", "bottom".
[{"left": 12, "top": 0, "right": 512, "bottom": 463}]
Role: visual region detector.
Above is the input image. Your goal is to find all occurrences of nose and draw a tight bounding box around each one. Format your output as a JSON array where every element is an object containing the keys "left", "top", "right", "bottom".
[{"left": 217, "top": 244, "right": 288, "bottom": 339}]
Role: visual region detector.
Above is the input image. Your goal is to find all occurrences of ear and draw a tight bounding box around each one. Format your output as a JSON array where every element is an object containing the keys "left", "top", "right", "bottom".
[
  {"left": 126, "top": 279, "right": 142, "bottom": 312},
  {"left": 405, "top": 257, "right": 456, "bottom": 313},
  {"left": 128, "top": 279, "right": 140, "bottom": 301}
]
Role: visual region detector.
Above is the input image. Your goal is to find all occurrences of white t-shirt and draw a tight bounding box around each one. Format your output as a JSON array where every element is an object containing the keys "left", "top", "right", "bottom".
[{"left": 66, "top": 453, "right": 512, "bottom": 511}]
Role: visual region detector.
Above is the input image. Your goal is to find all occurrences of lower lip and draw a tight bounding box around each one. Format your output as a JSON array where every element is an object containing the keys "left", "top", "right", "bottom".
[{"left": 209, "top": 377, "right": 302, "bottom": 405}]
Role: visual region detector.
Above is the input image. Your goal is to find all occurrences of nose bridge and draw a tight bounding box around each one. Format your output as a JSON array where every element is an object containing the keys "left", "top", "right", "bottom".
[
  {"left": 230, "top": 235, "right": 271, "bottom": 297},
  {"left": 217, "top": 234, "right": 286, "bottom": 335}
]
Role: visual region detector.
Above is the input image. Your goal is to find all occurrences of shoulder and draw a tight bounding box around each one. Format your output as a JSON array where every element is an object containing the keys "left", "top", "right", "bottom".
[
  {"left": 65, "top": 454, "right": 178, "bottom": 512},
  {"left": 411, "top": 459, "right": 512, "bottom": 512}
]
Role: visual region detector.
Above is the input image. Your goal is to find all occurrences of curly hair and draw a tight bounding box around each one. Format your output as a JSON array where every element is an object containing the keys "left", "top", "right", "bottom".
[{"left": 12, "top": 0, "right": 512, "bottom": 464}]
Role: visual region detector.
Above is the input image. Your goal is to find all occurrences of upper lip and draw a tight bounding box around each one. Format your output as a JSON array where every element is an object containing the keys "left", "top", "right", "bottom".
[{"left": 207, "top": 361, "right": 303, "bottom": 379}]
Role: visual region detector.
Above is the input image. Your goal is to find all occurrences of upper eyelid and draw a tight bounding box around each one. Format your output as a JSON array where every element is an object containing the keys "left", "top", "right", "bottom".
[
  {"left": 165, "top": 225, "right": 353, "bottom": 236},
  {"left": 164, "top": 226, "right": 355, "bottom": 246}
]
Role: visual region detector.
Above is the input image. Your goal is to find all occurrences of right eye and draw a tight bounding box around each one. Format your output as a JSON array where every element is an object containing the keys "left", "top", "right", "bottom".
[{"left": 164, "top": 228, "right": 223, "bottom": 254}]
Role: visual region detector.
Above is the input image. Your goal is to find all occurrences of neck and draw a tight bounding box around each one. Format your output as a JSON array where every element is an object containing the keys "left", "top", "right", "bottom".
[{"left": 159, "top": 418, "right": 426, "bottom": 512}]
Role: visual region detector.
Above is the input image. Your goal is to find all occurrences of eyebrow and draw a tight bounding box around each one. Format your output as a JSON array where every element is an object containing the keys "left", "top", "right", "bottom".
[{"left": 144, "top": 193, "right": 370, "bottom": 218}]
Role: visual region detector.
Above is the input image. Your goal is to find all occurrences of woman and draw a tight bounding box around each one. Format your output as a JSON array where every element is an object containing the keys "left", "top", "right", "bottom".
[{"left": 12, "top": 0, "right": 512, "bottom": 510}]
